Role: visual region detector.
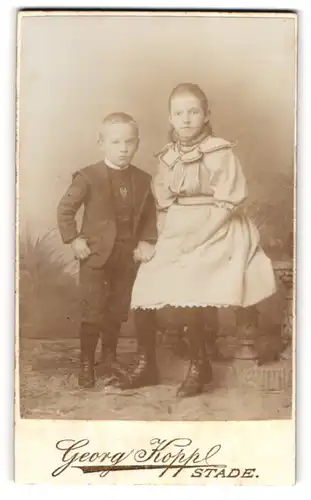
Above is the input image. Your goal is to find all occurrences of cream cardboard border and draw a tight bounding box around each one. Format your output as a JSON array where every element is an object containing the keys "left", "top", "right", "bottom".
[{"left": 14, "top": 10, "right": 297, "bottom": 485}]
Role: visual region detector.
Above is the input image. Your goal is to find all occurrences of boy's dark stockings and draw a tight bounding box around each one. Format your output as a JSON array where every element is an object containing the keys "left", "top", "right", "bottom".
[
  {"left": 97, "top": 323, "right": 122, "bottom": 379},
  {"left": 78, "top": 322, "right": 99, "bottom": 388}
]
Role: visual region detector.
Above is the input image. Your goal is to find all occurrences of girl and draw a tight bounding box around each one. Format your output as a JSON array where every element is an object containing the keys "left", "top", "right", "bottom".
[{"left": 119, "top": 83, "right": 277, "bottom": 397}]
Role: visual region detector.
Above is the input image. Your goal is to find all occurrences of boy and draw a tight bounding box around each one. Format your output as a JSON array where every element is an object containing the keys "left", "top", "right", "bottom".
[{"left": 57, "top": 113, "right": 157, "bottom": 388}]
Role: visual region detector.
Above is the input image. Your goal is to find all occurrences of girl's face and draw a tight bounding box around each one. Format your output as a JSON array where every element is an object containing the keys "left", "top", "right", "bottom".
[{"left": 169, "top": 93, "right": 209, "bottom": 140}]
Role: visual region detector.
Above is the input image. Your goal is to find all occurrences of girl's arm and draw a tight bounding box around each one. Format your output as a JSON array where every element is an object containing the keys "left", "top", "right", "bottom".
[
  {"left": 156, "top": 209, "right": 168, "bottom": 234},
  {"left": 181, "top": 150, "right": 247, "bottom": 253},
  {"left": 133, "top": 161, "right": 176, "bottom": 262},
  {"left": 152, "top": 160, "right": 176, "bottom": 235},
  {"left": 137, "top": 189, "right": 158, "bottom": 244}
]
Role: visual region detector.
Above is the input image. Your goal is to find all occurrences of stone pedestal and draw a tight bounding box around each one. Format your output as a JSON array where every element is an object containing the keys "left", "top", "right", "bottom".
[
  {"left": 274, "top": 261, "right": 294, "bottom": 362},
  {"left": 226, "top": 260, "right": 294, "bottom": 392},
  {"left": 234, "top": 306, "right": 259, "bottom": 360},
  {"left": 151, "top": 260, "right": 294, "bottom": 393}
]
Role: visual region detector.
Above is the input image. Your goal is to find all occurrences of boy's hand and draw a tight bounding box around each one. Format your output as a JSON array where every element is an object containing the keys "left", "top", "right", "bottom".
[
  {"left": 133, "top": 241, "right": 155, "bottom": 263},
  {"left": 71, "top": 237, "right": 92, "bottom": 260}
]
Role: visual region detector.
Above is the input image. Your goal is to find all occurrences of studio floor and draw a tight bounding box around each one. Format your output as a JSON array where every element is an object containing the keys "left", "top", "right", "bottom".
[{"left": 18, "top": 338, "right": 292, "bottom": 421}]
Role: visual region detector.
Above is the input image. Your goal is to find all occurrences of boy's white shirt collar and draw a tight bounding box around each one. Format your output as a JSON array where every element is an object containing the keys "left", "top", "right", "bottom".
[{"left": 104, "top": 158, "right": 130, "bottom": 170}]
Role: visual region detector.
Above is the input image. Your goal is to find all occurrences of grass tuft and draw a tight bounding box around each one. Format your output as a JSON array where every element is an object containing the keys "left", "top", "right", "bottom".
[{"left": 19, "top": 229, "right": 80, "bottom": 339}]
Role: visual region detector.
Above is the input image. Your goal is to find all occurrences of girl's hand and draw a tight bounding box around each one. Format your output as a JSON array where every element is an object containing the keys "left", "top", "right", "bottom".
[
  {"left": 71, "top": 237, "right": 92, "bottom": 260},
  {"left": 133, "top": 241, "right": 156, "bottom": 263}
]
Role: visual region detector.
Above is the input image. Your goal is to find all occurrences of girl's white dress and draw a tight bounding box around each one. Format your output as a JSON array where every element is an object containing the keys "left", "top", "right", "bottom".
[{"left": 131, "top": 136, "right": 277, "bottom": 310}]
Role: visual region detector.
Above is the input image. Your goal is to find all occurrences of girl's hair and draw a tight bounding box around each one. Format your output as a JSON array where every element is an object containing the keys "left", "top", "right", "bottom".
[
  {"left": 168, "top": 83, "right": 213, "bottom": 141},
  {"left": 169, "top": 82, "right": 209, "bottom": 114}
]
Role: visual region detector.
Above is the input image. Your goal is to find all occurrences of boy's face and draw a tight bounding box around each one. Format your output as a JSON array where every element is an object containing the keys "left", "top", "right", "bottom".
[
  {"left": 99, "top": 122, "right": 139, "bottom": 167},
  {"left": 169, "top": 93, "right": 209, "bottom": 140}
]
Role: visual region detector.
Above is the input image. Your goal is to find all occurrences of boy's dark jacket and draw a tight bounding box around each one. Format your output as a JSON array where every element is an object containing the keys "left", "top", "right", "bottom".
[{"left": 57, "top": 161, "right": 157, "bottom": 268}]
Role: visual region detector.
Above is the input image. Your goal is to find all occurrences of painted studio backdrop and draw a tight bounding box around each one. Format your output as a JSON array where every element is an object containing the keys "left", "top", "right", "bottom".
[{"left": 18, "top": 15, "right": 295, "bottom": 339}]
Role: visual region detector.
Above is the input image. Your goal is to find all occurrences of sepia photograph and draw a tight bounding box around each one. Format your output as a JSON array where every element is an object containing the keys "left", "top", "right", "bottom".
[{"left": 15, "top": 10, "right": 296, "bottom": 485}]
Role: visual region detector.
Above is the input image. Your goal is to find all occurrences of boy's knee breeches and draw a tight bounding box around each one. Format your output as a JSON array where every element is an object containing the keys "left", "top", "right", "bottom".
[{"left": 79, "top": 261, "right": 135, "bottom": 331}]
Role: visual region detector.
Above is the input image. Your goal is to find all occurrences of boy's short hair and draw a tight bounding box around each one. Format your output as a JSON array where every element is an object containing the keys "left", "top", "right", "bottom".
[{"left": 98, "top": 112, "right": 139, "bottom": 143}]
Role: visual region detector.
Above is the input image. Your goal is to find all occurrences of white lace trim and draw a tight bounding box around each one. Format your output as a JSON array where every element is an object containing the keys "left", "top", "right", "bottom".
[
  {"left": 131, "top": 302, "right": 237, "bottom": 310},
  {"left": 214, "top": 200, "right": 235, "bottom": 211}
]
